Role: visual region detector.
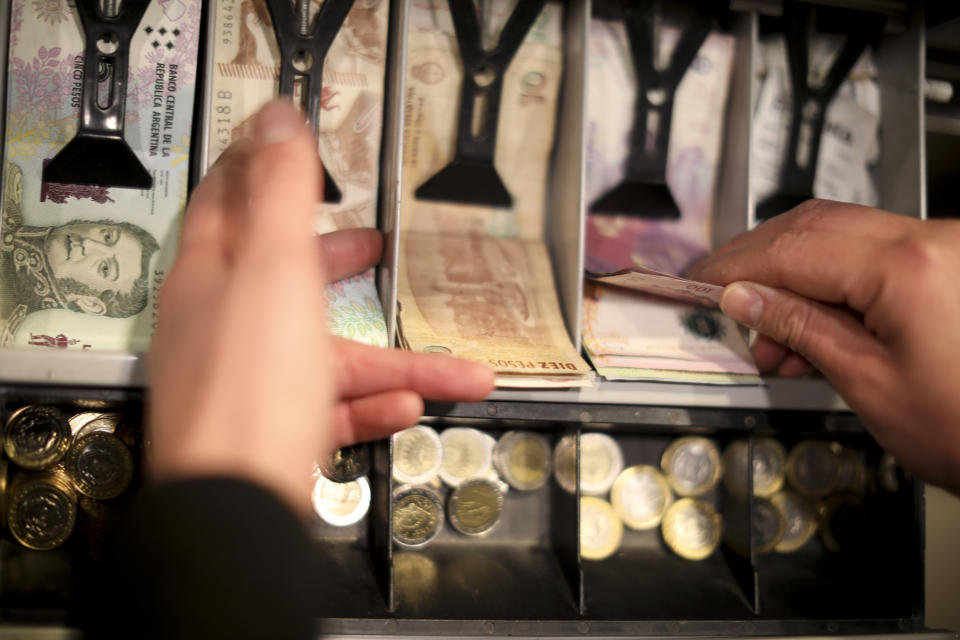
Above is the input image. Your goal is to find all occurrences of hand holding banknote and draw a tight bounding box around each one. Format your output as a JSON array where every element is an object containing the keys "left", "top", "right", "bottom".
[
  {"left": 690, "top": 199, "right": 960, "bottom": 495},
  {"left": 149, "top": 101, "right": 493, "bottom": 515}
]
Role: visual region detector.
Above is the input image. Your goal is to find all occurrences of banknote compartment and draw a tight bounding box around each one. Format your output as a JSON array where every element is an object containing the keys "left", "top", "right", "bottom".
[
  {"left": 746, "top": 2, "right": 926, "bottom": 228},
  {"left": 579, "top": 428, "right": 757, "bottom": 620},
  {"left": 751, "top": 429, "right": 923, "bottom": 624},
  {"left": 388, "top": 421, "right": 580, "bottom": 620}
]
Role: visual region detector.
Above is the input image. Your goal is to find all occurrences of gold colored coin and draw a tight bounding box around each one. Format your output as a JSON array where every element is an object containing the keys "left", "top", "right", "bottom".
[
  {"left": 772, "top": 491, "right": 819, "bottom": 553},
  {"left": 661, "top": 498, "right": 723, "bottom": 561},
  {"left": 493, "top": 431, "right": 551, "bottom": 491},
  {"left": 580, "top": 496, "right": 623, "bottom": 561},
  {"left": 392, "top": 486, "right": 443, "bottom": 548},
  {"left": 786, "top": 440, "right": 839, "bottom": 497},
  {"left": 552, "top": 435, "right": 577, "bottom": 494},
  {"left": 661, "top": 437, "right": 721, "bottom": 497},
  {"left": 392, "top": 425, "right": 443, "bottom": 485},
  {"left": 448, "top": 478, "right": 503, "bottom": 536},
  {"left": 8, "top": 472, "right": 77, "bottom": 551},
  {"left": 64, "top": 432, "right": 134, "bottom": 500},
  {"left": 610, "top": 465, "right": 672, "bottom": 530},
  {"left": 752, "top": 496, "right": 786, "bottom": 553},
  {"left": 4, "top": 405, "right": 71, "bottom": 470}
]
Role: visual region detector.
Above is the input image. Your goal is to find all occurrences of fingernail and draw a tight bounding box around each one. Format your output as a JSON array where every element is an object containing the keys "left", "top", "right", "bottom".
[
  {"left": 254, "top": 100, "right": 304, "bottom": 145},
  {"left": 721, "top": 283, "right": 763, "bottom": 326}
]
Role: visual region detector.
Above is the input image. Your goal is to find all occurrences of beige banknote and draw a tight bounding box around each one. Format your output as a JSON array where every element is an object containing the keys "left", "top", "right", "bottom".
[
  {"left": 396, "top": 1, "right": 590, "bottom": 386},
  {"left": 205, "top": 0, "right": 389, "bottom": 346},
  {"left": 1, "top": 0, "right": 202, "bottom": 353}
]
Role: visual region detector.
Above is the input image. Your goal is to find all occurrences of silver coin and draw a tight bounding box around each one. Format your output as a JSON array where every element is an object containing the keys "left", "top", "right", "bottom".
[
  {"left": 610, "top": 465, "right": 672, "bottom": 530},
  {"left": 493, "top": 430, "right": 551, "bottom": 491},
  {"left": 438, "top": 428, "right": 493, "bottom": 487},
  {"left": 313, "top": 476, "right": 371, "bottom": 527},
  {"left": 392, "top": 425, "right": 443, "bottom": 485},
  {"left": 662, "top": 437, "right": 721, "bottom": 497},
  {"left": 580, "top": 433, "right": 624, "bottom": 496},
  {"left": 772, "top": 491, "right": 818, "bottom": 553}
]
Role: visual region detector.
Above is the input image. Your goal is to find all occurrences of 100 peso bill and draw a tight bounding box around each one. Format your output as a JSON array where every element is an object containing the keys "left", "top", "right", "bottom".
[
  {"left": 204, "top": 0, "right": 389, "bottom": 346},
  {"left": 1, "top": 0, "right": 202, "bottom": 352}
]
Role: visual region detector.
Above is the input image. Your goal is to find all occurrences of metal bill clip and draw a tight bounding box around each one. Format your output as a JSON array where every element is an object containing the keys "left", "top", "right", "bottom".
[
  {"left": 414, "top": 0, "right": 547, "bottom": 208},
  {"left": 43, "top": 0, "right": 153, "bottom": 189},
  {"left": 755, "top": 1, "right": 885, "bottom": 220},
  {"left": 590, "top": 0, "right": 725, "bottom": 218},
  {"left": 265, "top": 0, "right": 357, "bottom": 204}
]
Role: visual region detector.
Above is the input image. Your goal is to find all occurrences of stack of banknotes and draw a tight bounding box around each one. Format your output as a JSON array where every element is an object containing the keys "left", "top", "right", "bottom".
[
  {"left": 202, "top": 0, "right": 389, "bottom": 347},
  {"left": 752, "top": 32, "right": 882, "bottom": 208},
  {"left": 396, "top": 0, "right": 592, "bottom": 388},
  {"left": 583, "top": 17, "right": 760, "bottom": 384},
  {"left": 0, "top": 0, "right": 202, "bottom": 351}
]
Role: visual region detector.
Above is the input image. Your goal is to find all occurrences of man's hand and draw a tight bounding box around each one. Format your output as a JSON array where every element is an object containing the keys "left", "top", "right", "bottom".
[
  {"left": 149, "top": 101, "right": 493, "bottom": 515},
  {"left": 689, "top": 199, "right": 960, "bottom": 494}
]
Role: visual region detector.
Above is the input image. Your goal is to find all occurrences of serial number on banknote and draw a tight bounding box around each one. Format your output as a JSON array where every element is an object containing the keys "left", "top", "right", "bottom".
[
  {"left": 219, "top": 0, "right": 238, "bottom": 46},
  {"left": 489, "top": 360, "right": 580, "bottom": 371}
]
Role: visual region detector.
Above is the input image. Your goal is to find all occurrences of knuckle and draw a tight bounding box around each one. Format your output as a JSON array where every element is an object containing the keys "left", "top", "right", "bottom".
[
  {"left": 769, "top": 296, "right": 815, "bottom": 354},
  {"left": 889, "top": 234, "right": 944, "bottom": 281}
]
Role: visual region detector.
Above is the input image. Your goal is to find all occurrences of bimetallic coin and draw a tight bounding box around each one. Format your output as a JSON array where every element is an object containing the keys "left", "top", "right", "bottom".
[
  {"left": 69, "top": 412, "right": 120, "bottom": 436},
  {"left": 661, "top": 437, "right": 721, "bottom": 497},
  {"left": 392, "top": 425, "right": 443, "bottom": 485},
  {"left": 438, "top": 428, "right": 493, "bottom": 487},
  {"left": 68, "top": 412, "right": 106, "bottom": 435},
  {"left": 580, "top": 496, "right": 623, "bottom": 561},
  {"left": 661, "top": 498, "right": 723, "bottom": 561},
  {"left": 752, "top": 439, "right": 787, "bottom": 497},
  {"left": 752, "top": 496, "right": 786, "bottom": 553},
  {"left": 610, "top": 465, "right": 672, "bottom": 530},
  {"left": 820, "top": 493, "right": 866, "bottom": 553},
  {"left": 313, "top": 476, "right": 371, "bottom": 527},
  {"left": 772, "top": 491, "right": 819, "bottom": 553},
  {"left": 64, "top": 432, "right": 134, "bottom": 500},
  {"left": 392, "top": 486, "right": 443, "bottom": 548},
  {"left": 493, "top": 430, "right": 551, "bottom": 491},
  {"left": 4, "top": 405, "right": 71, "bottom": 470},
  {"left": 8, "top": 472, "right": 77, "bottom": 551},
  {"left": 786, "top": 440, "right": 839, "bottom": 497},
  {"left": 318, "top": 443, "right": 370, "bottom": 483},
  {"left": 833, "top": 445, "right": 867, "bottom": 494},
  {"left": 553, "top": 434, "right": 577, "bottom": 494},
  {"left": 448, "top": 478, "right": 503, "bottom": 536},
  {"left": 580, "top": 433, "right": 624, "bottom": 496}
]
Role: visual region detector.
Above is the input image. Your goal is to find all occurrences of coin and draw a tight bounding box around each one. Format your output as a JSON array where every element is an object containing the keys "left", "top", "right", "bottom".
[
  {"left": 610, "top": 465, "right": 672, "bottom": 530},
  {"left": 68, "top": 412, "right": 106, "bottom": 435},
  {"left": 8, "top": 472, "right": 77, "bottom": 551},
  {"left": 820, "top": 493, "right": 866, "bottom": 553},
  {"left": 661, "top": 437, "right": 721, "bottom": 497},
  {"left": 392, "top": 425, "right": 443, "bottom": 485},
  {"left": 393, "top": 552, "right": 438, "bottom": 609},
  {"left": 313, "top": 476, "right": 371, "bottom": 527},
  {"left": 3, "top": 405, "right": 71, "bottom": 470},
  {"left": 493, "top": 430, "right": 551, "bottom": 491},
  {"left": 448, "top": 478, "right": 503, "bottom": 536},
  {"left": 772, "top": 491, "right": 819, "bottom": 553},
  {"left": 580, "top": 433, "right": 624, "bottom": 496},
  {"left": 786, "top": 440, "right": 839, "bottom": 497},
  {"left": 438, "top": 427, "right": 493, "bottom": 487},
  {"left": 64, "top": 432, "right": 134, "bottom": 500},
  {"left": 752, "top": 496, "right": 786, "bottom": 553},
  {"left": 580, "top": 496, "right": 623, "bottom": 561},
  {"left": 721, "top": 439, "right": 750, "bottom": 497},
  {"left": 661, "top": 498, "right": 723, "bottom": 561},
  {"left": 392, "top": 486, "right": 444, "bottom": 548},
  {"left": 833, "top": 445, "right": 867, "bottom": 493},
  {"left": 318, "top": 443, "right": 370, "bottom": 483},
  {"left": 552, "top": 434, "right": 577, "bottom": 494}
]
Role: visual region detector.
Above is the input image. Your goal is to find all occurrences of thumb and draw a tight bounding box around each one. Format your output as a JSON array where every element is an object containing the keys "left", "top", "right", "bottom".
[{"left": 720, "top": 282, "right": 890, "bottom": 388}]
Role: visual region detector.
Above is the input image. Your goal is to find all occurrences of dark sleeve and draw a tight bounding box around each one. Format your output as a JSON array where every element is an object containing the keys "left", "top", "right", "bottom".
[{"left": 84, "top": 478, "right": 320, "bottom": 640}]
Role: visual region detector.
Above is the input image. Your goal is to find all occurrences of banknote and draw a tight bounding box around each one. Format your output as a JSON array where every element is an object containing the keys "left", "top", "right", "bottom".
[
  {"left": 396, "top": 1, "right": 590, "bottom": 385},
  {"left": 582, "top": 19, "right": 757, "bottom": 383},
  {"left": 0, "top": 0, "right": 201, "bottom": 352},
  {"left": 205, "top": 0, "right": 389, "bottom": 346}
]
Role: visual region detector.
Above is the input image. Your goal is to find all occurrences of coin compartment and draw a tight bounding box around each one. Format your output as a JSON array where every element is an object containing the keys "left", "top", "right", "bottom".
[
  {"left": 388, "top": 423, "right": 580, "bottom": 620},
  {"left": 750, "top": 431, "right": 922, "bottom": 621},
  {"left": 580, "top": 430, "right": 756, "bottom": 620}
]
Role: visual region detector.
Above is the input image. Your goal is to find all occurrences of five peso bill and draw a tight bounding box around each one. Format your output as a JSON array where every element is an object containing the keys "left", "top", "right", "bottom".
[
  {"left": 582, "top": 18, "right": 759, "bottom": 384},
  {"left": 396, "top": 0, "right": 592, "bottom": 387},
  {"left": 203, "top": 0, "right": 389, "bottom": 347},
  {"left": 1, "top": 0, "right": 202, "bottom": 352}
]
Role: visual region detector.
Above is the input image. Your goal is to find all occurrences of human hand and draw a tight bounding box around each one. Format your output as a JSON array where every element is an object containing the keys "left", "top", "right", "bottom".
[
  {"left": 689, "top": 199, "right": 960, "bottom": 494},
  {"left": 149, "top": 101, "right": 493, "bottom": 515}
]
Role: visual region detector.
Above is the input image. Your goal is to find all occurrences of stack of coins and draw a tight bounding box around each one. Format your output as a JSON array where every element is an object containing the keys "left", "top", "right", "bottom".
[
  {"left": 389, "top": 426, "right": 555, "bottom": 549},
  {"left": 2, "top": 405, "right": 138, "bottom": 551},
  {"left": 312, "top": 444, "right": 372, "bottom": 527}
]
